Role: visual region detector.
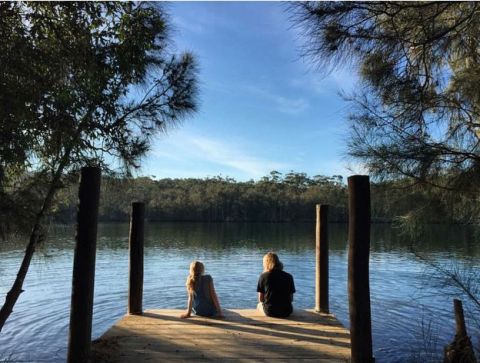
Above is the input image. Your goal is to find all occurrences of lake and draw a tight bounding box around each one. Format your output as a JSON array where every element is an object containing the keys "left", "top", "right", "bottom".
[{"left": 1, "top": 222, "right": 479, "bottom": 362}]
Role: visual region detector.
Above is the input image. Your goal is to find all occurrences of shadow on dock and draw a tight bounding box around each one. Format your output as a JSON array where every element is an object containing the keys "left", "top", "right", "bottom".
[{"left": 92, "top": 309, "right": 351, "bottom": 362}]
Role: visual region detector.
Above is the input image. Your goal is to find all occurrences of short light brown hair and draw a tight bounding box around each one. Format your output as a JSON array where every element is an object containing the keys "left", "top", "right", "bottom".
[{"left": 263, "top": 252, "right": 283, "bottom": 272}]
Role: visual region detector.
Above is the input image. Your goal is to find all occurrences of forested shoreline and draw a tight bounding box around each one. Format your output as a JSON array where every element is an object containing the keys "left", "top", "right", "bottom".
[{"left": 50, "top": 171, "right": 477, "bottom": 225}]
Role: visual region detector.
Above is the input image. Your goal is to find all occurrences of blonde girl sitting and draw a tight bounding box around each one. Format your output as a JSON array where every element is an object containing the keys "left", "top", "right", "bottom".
[{"left": 180, "top": 261, "right": 224, "bottom": 318}]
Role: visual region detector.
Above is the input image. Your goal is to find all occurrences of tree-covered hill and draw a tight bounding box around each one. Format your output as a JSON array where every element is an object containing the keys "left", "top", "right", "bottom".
[{"left": 51, "top": 171, "right": 477, "bottom": 224}]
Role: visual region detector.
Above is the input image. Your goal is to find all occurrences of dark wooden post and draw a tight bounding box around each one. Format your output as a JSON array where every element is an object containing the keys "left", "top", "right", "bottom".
[
  {"left": 454, "top": 299, "right": 467, "bottom": 337},
  {"left": 67, "top": 167, "right": 101, "bottom": 363},
  {"left": 128, "top": 202, "right": 145, "bottom": 315},
  {"left": 315, "top": 204, "right": 329, "bottom": 313},
  {"left": 444, "top": 299, "right": 476, "bottom": 363},
  {"left": 348, "top": 175, "right": 374, "bottom": 363}
]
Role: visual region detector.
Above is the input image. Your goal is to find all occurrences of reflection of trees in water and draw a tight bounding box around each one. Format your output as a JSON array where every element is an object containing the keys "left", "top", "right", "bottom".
[
  {"left": 370, "top": 224, "right": 480, "bottom": 258},
  {"left": 1, "top": 222, "right": 479, "bottom": 361},
  {"left": 145, "top": 222, "right": 316, "bottom": 251},
  {"left": 2, "top": 222, "right": 480, "bottom": 259}
]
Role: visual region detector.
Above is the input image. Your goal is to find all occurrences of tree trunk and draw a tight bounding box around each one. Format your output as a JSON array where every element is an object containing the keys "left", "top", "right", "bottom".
[{"left": 0, "top": 152, "right": 71, "bottom": 332}]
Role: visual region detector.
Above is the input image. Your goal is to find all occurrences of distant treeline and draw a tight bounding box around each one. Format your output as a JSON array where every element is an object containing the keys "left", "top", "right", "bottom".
[{"left": 51, "top": 171, "right": 478, "bottom": 224}]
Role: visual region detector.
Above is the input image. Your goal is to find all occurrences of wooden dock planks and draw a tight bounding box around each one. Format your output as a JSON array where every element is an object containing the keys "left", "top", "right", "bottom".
[{"left": 91, "top": 309, "right": 351, "bottom": 362}]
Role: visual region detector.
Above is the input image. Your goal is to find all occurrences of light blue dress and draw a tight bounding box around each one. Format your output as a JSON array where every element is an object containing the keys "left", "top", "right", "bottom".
[{"left": 192, "top": 274, "right": 217, "bottom": 317}]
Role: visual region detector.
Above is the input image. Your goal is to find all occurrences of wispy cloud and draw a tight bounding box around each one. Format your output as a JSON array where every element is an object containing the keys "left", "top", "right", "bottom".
[
  {"left": 191, "top": 136, "right": 287, "bottom": 177},
  {"left": 171, "top": 15, "right": 205, "bottom": 35},
  {"left": 289, "top": 76, "right": 327, "bottom": 95},
  {"left": 243, "top": 84, "right": 308, "bottom": 115},
  {"left": 151, "top": 132, "right": 290, "bottom": 179},
  {"left": 289, "top": 69, "right": 358, "bottom": 96},
  {"left": 275, "top": 96, "right": 308, "bottom": 115},
  {"left": 170, "top": 2, "right": 247, "bottom": 37},
  {"left": 344, "top": 161, "right": 370, "bottom": 176}
]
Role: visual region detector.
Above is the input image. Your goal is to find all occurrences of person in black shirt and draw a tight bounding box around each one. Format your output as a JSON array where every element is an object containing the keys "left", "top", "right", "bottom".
[{"left": 256, "top": 252, "right": 295, "bottom": 318}]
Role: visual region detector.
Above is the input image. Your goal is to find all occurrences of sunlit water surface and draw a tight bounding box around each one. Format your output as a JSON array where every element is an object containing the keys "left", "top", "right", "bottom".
[{"left": 1, "top": 222, "right": 479, "bottom": 362}]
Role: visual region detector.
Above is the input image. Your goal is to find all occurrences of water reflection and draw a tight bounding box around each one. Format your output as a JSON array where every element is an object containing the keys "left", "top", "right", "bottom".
[
  {"left": 0, "top": 222, "right": 479, "bottom": 362},
  {"left": 3, "top": 222, "right": 479, "bottom": 256}
]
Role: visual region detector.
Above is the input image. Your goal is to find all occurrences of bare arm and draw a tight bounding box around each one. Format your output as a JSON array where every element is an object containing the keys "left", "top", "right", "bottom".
[
  {"left": 258, "top": 292, "right": 265, "bottom": 303},
  {"left": 209, "top": 280, "right": 224, "bottom": 318},
  {"left": 180, "top": 293, "right": 193, "bottom": 318}
]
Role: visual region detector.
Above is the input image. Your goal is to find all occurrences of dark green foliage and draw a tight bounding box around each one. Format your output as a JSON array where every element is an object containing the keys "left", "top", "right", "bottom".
[
  {"left": 50, "top": 171, "right": 479, "bottom": 225},
  {"left": 52, "top": 172, "right": 348, "bottom": 223},
  {"left": 0, "top": 2, "right": 198, "bottom": 234},
  {"left": 292, "top": 2, "right": 480, "bottom": 193}
]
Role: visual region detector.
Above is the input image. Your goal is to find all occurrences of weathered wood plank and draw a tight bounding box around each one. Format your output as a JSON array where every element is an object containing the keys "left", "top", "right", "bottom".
[{"left": 92, "top": 309, "right": 351, "bottom": 363}]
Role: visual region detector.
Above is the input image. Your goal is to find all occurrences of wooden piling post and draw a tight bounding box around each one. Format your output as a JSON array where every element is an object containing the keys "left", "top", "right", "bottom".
[
  {"left": 315, "top": 204, "right": 329, "bottom": 313},
  {"left": 348, "top": 175, "right": 374, "bottom": 363},
  {"left": 128, "top": 202, "right": 145, "bottom": 315},
  {"left": 67, "top": 167, "right": 101, "bottom": 363},
  {"left": 454, "top": 299, "right": 467, "bottom": 337},
  {"left": 444, "top": 299, "right": 477, "bottom": 363}
]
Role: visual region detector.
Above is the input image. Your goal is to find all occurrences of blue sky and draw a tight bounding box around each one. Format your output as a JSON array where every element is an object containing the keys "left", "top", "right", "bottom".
[{"left": 140, "top": 2, "right": 362, "bottom": 181}]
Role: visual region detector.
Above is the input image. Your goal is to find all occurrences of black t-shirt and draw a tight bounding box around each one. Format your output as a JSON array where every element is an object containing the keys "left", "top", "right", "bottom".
[{"left": 257, "top": 269, "right": 296, "bottom": 318}]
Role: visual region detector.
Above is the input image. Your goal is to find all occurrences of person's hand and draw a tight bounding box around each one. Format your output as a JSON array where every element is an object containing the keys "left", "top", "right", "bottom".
[{"left": 180, "top": 312, "right": 191, "bottom": 319}]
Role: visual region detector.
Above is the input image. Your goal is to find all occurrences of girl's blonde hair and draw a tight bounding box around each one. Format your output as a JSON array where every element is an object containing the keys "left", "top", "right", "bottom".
[
  {"left": 263, "top": 252, "right": 283, "bottom": 272},
  {"left": 186, "top": 260, "right": 205, "bottom": 294}
]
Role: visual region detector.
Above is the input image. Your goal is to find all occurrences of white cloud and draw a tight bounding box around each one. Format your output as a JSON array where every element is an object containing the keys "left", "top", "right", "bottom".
[
  {"left": 171, "top": 14, "right": 205, "bottom": 35},
  {"left": 275, "top": 96, "right": 309, "bottom": 115},
  {"left": 151, "top": 132, "right": 290, "bottom": 179},
  {"left": 343, "top": 161, "right": 370, "bottom": 176},
  {"left": 170, "top": 3, "right": 246, "bottom": 37},
  {"left": 243, "top": 84, "right": 308, "bottom": 114},
  {"left": 289, "top": 69, "right": 358, "bottom": 96},
  {"left": 189, "top": 136, "right": 289, "bottom": 177}
]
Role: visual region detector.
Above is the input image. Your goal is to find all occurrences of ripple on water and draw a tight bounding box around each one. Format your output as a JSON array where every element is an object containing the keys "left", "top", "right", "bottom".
[{"left": 1, "top": 223, "right": 479, "bottom": 362}]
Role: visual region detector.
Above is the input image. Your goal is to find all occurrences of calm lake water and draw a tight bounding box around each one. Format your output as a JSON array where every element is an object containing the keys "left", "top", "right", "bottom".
[{"left": 1, "top": 222, "right": 479, "bottom": 362}]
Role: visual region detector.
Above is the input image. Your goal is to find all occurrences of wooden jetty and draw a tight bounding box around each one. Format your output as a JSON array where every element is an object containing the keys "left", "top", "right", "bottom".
[
  {"left": 67, "top": 168, "right": 373, "bottom": 363},
  {"left": 91, "top": 309, "right": 351, "bottom": 362}
]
